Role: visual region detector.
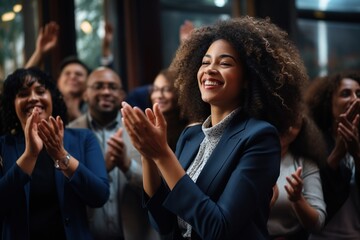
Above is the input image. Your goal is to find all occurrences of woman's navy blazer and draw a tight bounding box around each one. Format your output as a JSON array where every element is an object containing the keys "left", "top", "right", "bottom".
[
  {"left": 0, "top": 128, "right": 109, "bottom": 240},
  {"left": 145, "top": 111, "right": 281, "bottom": 240}
]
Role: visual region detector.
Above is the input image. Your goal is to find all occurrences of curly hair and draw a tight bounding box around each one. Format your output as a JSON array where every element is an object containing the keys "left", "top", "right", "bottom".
[
  {"left": 0, "top": 67, "right": 68, "bottom": 135},
  {"left": 304, "top": 70, "right": 360, "bottom": 136},
  {"left": 170, "top": 16, "right": 308, "bottom": 134},
  {"left": 289, "top": 114, "right": 327, "bottom": 167}
]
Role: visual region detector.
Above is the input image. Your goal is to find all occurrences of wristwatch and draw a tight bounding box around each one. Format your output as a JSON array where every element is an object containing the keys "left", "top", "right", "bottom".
[{"left": 54, "top": 153, "right": 71, "bottom": 170}]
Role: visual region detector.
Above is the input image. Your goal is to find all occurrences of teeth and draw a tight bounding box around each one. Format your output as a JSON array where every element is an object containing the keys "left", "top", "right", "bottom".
[{"left": 204, "top": 80, "right": 221, "bottom": 86}]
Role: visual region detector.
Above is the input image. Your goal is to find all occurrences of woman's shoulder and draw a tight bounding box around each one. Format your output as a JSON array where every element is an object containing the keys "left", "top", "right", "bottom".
[
  {"left": 239, "top": 117, "right": 278, "bottom": 137},
  {"left": 177, "top": 122, "right": 203, "bottom": 140}
]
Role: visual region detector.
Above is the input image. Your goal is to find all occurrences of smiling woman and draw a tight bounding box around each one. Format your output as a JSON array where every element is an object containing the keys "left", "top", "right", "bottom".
[
  {"left": 120, "top": 16, "right": 309, "bottom": 240},
  {"left": 0, "top": 67, "right": 109, "bottom": 240}
]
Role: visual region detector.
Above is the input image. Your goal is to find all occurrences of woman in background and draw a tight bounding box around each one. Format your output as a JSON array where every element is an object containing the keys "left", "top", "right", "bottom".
[
  {"left": 150, "top": 68, "right": 188, "bottom": 151},
  {"left": 268, "top": 114, "right": 327, "bottom": 239},
  {"left": 0, "top": 67, "right": 109, "bottom": 239},
  {"left": 306, "top": 71, "right": 360, "bottom": 239}
]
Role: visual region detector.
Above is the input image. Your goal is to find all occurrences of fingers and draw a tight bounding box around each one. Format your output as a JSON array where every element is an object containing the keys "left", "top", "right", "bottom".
[
  {"left": 153, "top": 103, "right": 167, "bottom": 129},
  {"left": 121, "top": 102, "right": 149, "bottom": 134},
  {"left": 44, "top": 21, "right": 59, "bottom": 36},
  {"left": 56, "top": 116, "right": 64, "bottom": 134},
  {"left": 285, "top": 175, "right": 301, "bottom": 190},
  {"left": 37, "top": 116, "right": 64, "bottom": 151},
  {"left": 285, "top": 168, "right": 303, "bottom": 199},
  {"left": 338, "top": 118, "right": 358, "bottom": 143},
  {"left": 114, "top": 127, "right": 123, "bottom": 138},
  {"left": 352, "top": 114, "right": 360, "bottom": 127},
  {"left": 107, "top": 136, "right": 125, "bottom": 153},
  {"left": 345, "top": 99, "right": 360, "bottom": 122},
  {"left": 145, "top": 108, "right": 156, "bottom": 125},
  {"left": 121, "top": 104, "right": 142, "bottom": 148},
  {"left": 295, "top": 166, "right": 302, "bottom": 177}
]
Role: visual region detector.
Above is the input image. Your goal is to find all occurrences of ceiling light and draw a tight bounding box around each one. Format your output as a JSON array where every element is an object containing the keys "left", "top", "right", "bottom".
[{"left": 2, "top": 12, "right": 15, "bottom": 22}]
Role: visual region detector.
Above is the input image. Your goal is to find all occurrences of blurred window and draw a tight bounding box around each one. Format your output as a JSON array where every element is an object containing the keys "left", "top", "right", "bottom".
[
  {"left": 74, "top": 0, "right": 104, "bottom": 70},
  {"left": 295, "top": 0, "right": 360, "bottom": 78},
  {"left": 0, "top": 0, "right": 24, "bottom": 88}
]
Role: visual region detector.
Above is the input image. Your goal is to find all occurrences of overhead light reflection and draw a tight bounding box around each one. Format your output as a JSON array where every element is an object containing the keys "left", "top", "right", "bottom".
[
  {"left": 214, "top": 0, "right": 227, "bottom": 7},
  {"left": 80, "top": 20, "right": 93, "bottom": 34},
  {"left": 2, "top": 12, "right": 16, "bottom": 22},
  {"left": 13, "top": 4, "right": 22, "bottom": 13}
]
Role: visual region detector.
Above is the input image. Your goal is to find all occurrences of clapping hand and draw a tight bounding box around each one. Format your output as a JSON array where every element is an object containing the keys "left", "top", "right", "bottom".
[
  {"left": 105, "top": 128, "right": 130, "bottom": 172},
  {"left": 24, "top": 107, "right": 44, "bottom": 158},
  {"left": 121, "top": 102, "right": 171, "bottom": 161},
  {"left": 337, "top": 99, "right": 360, "bottom": 158},
  {"left": 36, "top": 21, "right": 59, "bottom": 55},
  {"left": 285, "top": 167, "right": 303, "bottom": 202},
  {"left": 37, "top": 115, "right": 67, "bottom": 160}
]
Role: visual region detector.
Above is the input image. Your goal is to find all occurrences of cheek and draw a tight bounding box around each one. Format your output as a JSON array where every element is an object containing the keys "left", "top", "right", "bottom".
[
  {"left": 79, "top": 77, "right": 87, "bottom": 87},
  {"left": 333, "top": 97, "right": 345, "bottom": 107},
  {"left": 46, "top": 96, "right": 53, "bottom": 113},
  {"left": 57, "top": 78, "right": 66, "bottom": 90},
  {"left": 197, "top": 70, "right": 203, "bottom": 84},
  {"left": 150, "top": 93, "right": 157, "bottom": 102},
  {"left": 14, "top": 99, "right": 23, "bottom": 117}
]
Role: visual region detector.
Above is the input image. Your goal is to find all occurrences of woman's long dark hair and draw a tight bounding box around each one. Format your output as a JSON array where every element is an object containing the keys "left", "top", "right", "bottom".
[{"left": 0, "top": 67, "right": 67, "bottom": 135}]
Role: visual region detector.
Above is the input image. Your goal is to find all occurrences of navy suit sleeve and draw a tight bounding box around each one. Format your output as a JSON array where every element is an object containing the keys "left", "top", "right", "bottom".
[{"left": 0, "top": 136, "right": 32, "bottom": 214}]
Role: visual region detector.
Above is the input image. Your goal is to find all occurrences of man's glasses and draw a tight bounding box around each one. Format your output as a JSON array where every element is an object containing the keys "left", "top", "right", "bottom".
[{"left": 88, "top": 82, "right": 122, "bottom": 92}]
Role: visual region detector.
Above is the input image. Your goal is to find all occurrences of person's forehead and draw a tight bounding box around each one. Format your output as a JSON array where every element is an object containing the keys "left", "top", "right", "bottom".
[
  {"left": 62, "top": 63, "right": 88, "bottom": 72},
  {"left": 88, "top": 70, "right": 121, "bottom": 83}
]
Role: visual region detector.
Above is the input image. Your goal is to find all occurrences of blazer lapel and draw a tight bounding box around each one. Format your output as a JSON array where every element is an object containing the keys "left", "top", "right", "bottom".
[
  {"left": 196, "top": 113, "right": 248, "bottom": 194},
  {"left": 178, "top": 130, "right": 204, "bottom": 170}
]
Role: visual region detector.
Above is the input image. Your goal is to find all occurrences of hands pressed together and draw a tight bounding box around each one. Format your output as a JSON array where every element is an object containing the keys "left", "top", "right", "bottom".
[
  {"left": 25, "top": 107, "right": 67, "bottom": 160},
  {"left": 20, "top": 107, "right": 71, "bottom": 175},
  {"left": 331, "top": 99, "right": 360, "bottom": 169},
  {"left": 120, "top": 101, "right": 185, "bottom": 191},
  {"left": 105, "top": 128, "right": 131, "bottom": 172},
  {"left": 120, "top": 101, "right": 172, "bottom": 161},
  {"left": 337, "top": 99, "right": 360, "bottom": 158}
]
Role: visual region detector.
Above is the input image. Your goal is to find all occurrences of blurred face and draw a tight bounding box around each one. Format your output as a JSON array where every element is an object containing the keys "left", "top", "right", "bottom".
[
  {"left": 84, "top": 69, "right": 125, "bottom": 117},
  {"left": 197, "top": 39, "right": 245, "bottom": 112},
  {"left": 150, "top": 73, "right": 176, "bottom": 113},
  {"left": 332, "top": 78, "right": 360, "bottom": 120},
  {"left": 14, "top": 79, "right": 53, "bottom": 130},
  {"left": 57, "top": 63, "right": 88, "bottom": 97}
]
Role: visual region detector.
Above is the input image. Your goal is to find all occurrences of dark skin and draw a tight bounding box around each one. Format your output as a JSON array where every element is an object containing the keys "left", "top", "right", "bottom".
[{"left": 328, "top": 99, "right": 360, "bottom": 171}]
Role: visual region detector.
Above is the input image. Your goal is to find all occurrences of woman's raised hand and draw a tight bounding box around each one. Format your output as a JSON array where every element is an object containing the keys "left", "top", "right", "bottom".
[
  {"left": 121, "top": 102, "right": 171, "bottom": 161},
  {"left": 24, "top": 107, "right": 44, "bottom": 157},
  {"left": 37, "top": 115, "right": 67, "bottom": 160}
]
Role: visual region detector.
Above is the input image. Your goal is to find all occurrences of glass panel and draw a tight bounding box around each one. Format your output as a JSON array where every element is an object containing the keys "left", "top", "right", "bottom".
[
  {"left": 296, "top": 18, "right": 360, "bottom": 78},
  {"left": 0, "top": 1, "right": 24, "bottom": 86},
  {"left": 296, "top": 0, "right": 360, "bottom": 12},
  {"left": 74, "top": 0, "right": 104, "bottom": 70},
  {"left": 161, "top": 0, "right": 231, "bottom": 8}
]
